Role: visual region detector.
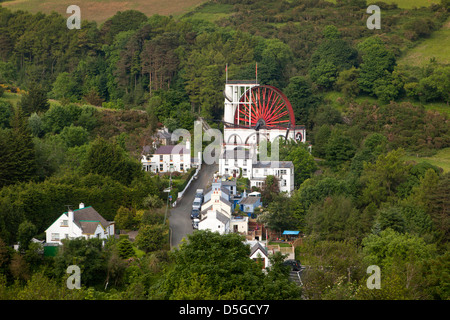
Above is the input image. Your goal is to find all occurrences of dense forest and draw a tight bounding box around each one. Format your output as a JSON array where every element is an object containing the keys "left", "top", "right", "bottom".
[{"left": 0, "top": 0, "right": 449, "bottom": 300}]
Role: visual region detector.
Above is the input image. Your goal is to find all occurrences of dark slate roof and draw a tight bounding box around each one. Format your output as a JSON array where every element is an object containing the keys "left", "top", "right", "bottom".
[
  {"left": 154, "top": 145, "right": 189, "bottom": 155},
  {"left": 240, "top": 197, "right": 260, "bottom": 206},
  {"left": 253, "top": 161, "right": 294, "bottom": 169},
  {"left": 70, "top": 206, "right": 112, "bottom": 234},
  {"left": 250, "top": 242, "right": 268, "bottom": 257},
  {"left": 215, "top": 211, "right": 230, "bottom": 225},
  {"left": 221, "top": 149, "right": 251, "bottom": 159}
]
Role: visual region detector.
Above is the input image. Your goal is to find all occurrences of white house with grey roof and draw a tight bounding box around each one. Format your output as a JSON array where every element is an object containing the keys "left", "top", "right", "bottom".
[
  {"left": 219, "top": 147, "right": 295, "bottom": 195},
  {"left": 198, "top": 210, "right": 230, "bottom": 235},
  {"left": 141, "top": 140, "right": 191, "bottom": 173},
  {"left": 200, "top": 181, "right": 233, "bottom": 220},
  {"left": 250, "top": 161, "right": 294, "bottom": 195},
  {"left": 198, "top": 178, "right": 249, "bottom": 235},
  {"left": 247, "top": 240, "right": 271, "bottom": 269},
  {"left": 45, "top": 203, "right": 115, "bottom": 245}
]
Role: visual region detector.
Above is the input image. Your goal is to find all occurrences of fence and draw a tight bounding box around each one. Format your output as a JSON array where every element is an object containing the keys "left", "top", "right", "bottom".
[{"left": 176, "top": 162, "right": 202, "bottom": 205}]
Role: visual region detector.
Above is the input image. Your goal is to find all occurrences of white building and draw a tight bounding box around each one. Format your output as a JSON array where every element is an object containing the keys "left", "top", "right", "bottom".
[
  {"left": 246, "top": 240, "right": 271, "bottom": 269},
  {"left": 200, "top": 181, "right": 233, "bottom": 220},
  {"left": 218, "top": 148, "right": 294, "bottom": 195},
  {"left": 250, "top": 161, "right": 294, "bottom": 195},
  {"left": 198, "top": 178, "right": 249, "bottom": 236},
  {"left": 45, "top": 203, "right": 115, "bottom": 245},
  {"left": 198, "top": 210, "right": 230, "bottom": 235},
  {"left": 141, "top": 140, "right": 191, "bottom": 173}
]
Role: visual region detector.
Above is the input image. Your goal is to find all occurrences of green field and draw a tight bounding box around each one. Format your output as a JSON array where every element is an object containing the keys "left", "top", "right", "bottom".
[
  {"left": 0, "top": 0, "right": 205, "bottom": 24},
  {"left": 325, "top": 0, "right": 441, "bottom": 8},
  {"left": 0, "top": 91, "right": 22, "bottom": 106},
  {"left": 324, "top": 90, "right": 450, "bottom": 116},
  {"left": 181, "top": 3, "right": 233, "bottom": 22},
  {"left": 404, "top": 147, "right": 450, "bottom": 172},
  {"left": 398, "top": 18, "right": 450, "bottom": 67}
]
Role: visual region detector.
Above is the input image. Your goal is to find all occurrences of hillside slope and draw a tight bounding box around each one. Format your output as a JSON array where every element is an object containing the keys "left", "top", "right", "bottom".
[{"left": 1, "top": 0, "right": 205, "bottom": 24}]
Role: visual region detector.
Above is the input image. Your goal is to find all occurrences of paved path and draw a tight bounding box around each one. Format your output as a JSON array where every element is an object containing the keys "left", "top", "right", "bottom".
[{"left": 169, "top": 163, "right": 218, "bottom": 248}]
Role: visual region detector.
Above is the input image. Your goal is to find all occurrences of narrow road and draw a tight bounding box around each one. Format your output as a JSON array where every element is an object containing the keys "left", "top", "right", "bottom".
[{"left": 169, "top": 163, "right": 218, "bottom": 248}]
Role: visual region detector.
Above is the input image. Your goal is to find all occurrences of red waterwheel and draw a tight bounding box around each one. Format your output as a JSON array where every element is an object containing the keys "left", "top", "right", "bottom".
[{"left": 234, "top": 85, "right": 296, "bottom": 129}]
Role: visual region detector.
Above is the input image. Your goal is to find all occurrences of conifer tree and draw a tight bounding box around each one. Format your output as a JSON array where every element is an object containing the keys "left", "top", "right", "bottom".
[{"left": 0, "top": 106, "right": 36, "bottom": 187}]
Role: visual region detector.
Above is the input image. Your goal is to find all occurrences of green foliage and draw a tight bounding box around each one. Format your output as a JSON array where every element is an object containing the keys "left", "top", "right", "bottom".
[
  {"left": 114, "top": 206, "right": 139, "bottom": 230},
  {"left": 357, "top": 37, "right": 397, "bottom": 95},
  {"left": 280, "top": 141, "right": 317, "bottom": 187},
  {"left": 0, "top": 101, "right": 13, "bottom": 129},
  {"left": 325, "top": 131, "right": 356, "bottom": 169},
  {"left": 360, "top": 149, "right": 412, "bottom": 206},
  {"left": 0, "top": 1, "right": 448, "bottom": 301},
  {"left": 0, "top": 106, "right": 36, "bottom": 187},
  {"left": 335, "top": 67, "right": 360, "bottom": 98},
  {"left": 309, "top": 36, "right": 358, "bottom": 89},
  {"left": 81, "top": 137, "right": 142, "bottom": 185},
  {"left": 135, "top": 224, "right": 168, "bottom": 253},
  {"left": 18, "top": 83, "right": 50, "bottom": 116},
  {"left": 42, "top": 104, "right": 83, "bottom": 134},
  {"left": 362, "top": 228, "right": 437, "bottom": 270},
  {"left": 17, "top": 220, "right": 37, "bottom": 252},
  {"left": 59, "top": 125, "right": 89, "bottom": 148},
  {"left": 283, "top": 76, "right": 321, "bottom": 125},
  {"left": 155, "top": 230, "right": 300, "bottom": 300},
  {"left": 54, "top": 238, "right": 107, "bottom": 287},
  {"left": 50, "top": 72, "right": 81, "bottom": 102},
  {"left": 258, "top": 193, "right": 305, "bottom": 232},
  {"left": 117, "top": 238, "right": 135, "bottom": 260}
]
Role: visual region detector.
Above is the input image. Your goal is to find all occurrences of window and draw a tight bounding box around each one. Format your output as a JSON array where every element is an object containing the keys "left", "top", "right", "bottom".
[
  {"left": 170, "top": 154, "right": 173, "bottom": 162},
  {"left": 281, "top": 179, "right": 286, "bottom": 187},
  {"left": 280, "top": 169, "right": 287, "bottom": 175},
  {"left": 160, "top": 164, "right": 164, "bottom": 171},
  {"left": 159, "top": 155, "right": 163, "bottom": 161},
  {"left": 51, "top": 233, "right": 60, "bottom": 241},
  {"left": 225, "top": 159, "right": 228, "bottom": 166},
  {"left": 180, "top": 163, "right": 184, "bottom": 171},
  {"left": 243, "top": 168, "right": 247, "bottom": 175},
  {"left": 180, "top": 153, "right": 183, "bottom": 161},
  {"left": 61, "top": 220, "right": 68, "bottom": 227}
]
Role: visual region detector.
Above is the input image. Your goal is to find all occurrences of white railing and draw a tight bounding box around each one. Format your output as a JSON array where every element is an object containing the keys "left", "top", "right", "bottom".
[{"left": 176, "top": 164, "right": 202, "bottom": 204}]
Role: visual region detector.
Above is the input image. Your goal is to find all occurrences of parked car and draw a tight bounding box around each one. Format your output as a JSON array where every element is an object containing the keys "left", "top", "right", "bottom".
[
  {"left": 195, "top": 189, "right": 204, "bottom": 202},
  {"left": 192, "top": 218, "right": 200, "bottom": 229},
  {"left": 192, "top": 197, "right": 202, "bottom": 210},
  {"left": 283, "top": 259, "right": 302, "bottom": 271},
  {"left": 191, "top": 209, "right": 200, "bottom": 219}
]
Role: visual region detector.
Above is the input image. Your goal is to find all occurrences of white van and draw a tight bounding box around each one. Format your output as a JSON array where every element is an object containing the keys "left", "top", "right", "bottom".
[{"left": 192, "top": 197, "right": 202, "bottom": 210}]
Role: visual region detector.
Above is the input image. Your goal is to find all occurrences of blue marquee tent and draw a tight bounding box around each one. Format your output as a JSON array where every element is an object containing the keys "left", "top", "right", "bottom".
[{"left": 282, "top": 230, "right": 300, "bottom": 235}]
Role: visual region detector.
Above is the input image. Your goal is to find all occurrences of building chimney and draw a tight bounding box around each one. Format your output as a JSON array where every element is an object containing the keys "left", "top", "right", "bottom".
[
  {"left": 68, "top": 208, "right": 74, "bottom": 222},
  {"left": 79, "top": 202, "right": 85, "bottom": 209}
]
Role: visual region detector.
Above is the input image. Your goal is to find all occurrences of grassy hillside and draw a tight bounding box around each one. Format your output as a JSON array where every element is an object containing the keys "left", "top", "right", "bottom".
[
  {"left": 398, "top": 18, "right": 450, "bottom": 66},
  {"left": 325, "top": 0, "right": 441, "bottom": 8},
  {"left": 366, "top": 0, "right": 441, "bottom": 8},
  {"left": 404, "top": 147, "right": 450, "bottom": 172},
  {"left": 0, "top": 0, "right": 205, "bottom": 24}
]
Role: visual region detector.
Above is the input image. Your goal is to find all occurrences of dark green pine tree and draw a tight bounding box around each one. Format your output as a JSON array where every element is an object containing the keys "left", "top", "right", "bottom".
[
  {"left": 0, "top": 106, "right": 37, "bottom": 186},
  {"left": 117, "top": 238, "right": 135, "bottom": 259},
  {"left": 19, "top": 83, "right": 50, "bottom": 116}
]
